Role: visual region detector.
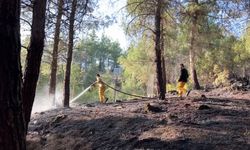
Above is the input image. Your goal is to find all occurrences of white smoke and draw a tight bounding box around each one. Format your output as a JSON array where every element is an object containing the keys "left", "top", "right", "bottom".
[{"left": 32, "top": 85, "right": 63, "bottom": 114}]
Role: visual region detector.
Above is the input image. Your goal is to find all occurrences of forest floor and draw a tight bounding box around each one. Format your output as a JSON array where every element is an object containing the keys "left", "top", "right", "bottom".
[{"left": 27, "top": 88, "right": 250, "bottom": 150}]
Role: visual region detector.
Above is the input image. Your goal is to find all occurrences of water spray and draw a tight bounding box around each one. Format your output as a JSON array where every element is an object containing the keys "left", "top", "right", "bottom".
[
  {"left": 70, "top": 81, "right": 148, "bottom": 105},
  {"left": 70, "top": 83, "right": 94, "bottom": 103}
]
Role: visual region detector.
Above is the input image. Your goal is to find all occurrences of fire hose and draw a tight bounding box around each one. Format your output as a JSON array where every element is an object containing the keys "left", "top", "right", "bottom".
[
  {"left": 71, "top": 82, "right": 148, "bottom": 103},
  {"left": 103, "top": 82, "right": 148, "bottom": 99}
]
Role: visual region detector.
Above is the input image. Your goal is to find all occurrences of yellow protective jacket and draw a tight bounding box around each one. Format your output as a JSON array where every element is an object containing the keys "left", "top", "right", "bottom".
[{"left": 96, "top": 77, "right": 105, "bottom": 88}]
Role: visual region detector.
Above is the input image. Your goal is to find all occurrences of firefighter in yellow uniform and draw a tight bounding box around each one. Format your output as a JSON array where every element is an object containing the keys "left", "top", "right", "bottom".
[
  {"left": 177, "top": 64, "right": 189, "bottom": 99},
  {"left": 94, "top": 74, "right": 108, "bottom": 103}
]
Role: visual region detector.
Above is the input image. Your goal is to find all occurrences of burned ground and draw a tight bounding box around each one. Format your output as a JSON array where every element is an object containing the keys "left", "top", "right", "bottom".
[{"left": 27, "top": 89, "right": 250, "bottom": 150}]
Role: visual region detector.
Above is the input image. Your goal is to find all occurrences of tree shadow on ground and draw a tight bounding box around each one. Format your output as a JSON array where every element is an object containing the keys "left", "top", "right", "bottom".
[
  {"left": 178, "top": 97, "right": 250, "bottom": 150},
  {"left": 193, "top": 97, "right": 250, "bottom": 107},
  {"left": 27, "top": 114, "right": 227, "bottom": 150},
  {"left": 27, "top": 96, "right": 250, "bottom": 150}
]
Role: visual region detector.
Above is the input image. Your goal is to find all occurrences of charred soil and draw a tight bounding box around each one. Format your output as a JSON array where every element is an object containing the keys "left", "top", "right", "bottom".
[{"left": 27, "top": 89, "right": 250, "bottom": 150}]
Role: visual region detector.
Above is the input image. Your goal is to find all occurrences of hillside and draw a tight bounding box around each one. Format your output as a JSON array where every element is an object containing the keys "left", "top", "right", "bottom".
[{"left": 27, "top": 89, "right": 250, "bottom": 150}]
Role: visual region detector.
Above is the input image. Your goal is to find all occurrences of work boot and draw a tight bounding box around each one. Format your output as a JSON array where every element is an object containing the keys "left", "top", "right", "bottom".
[{"left": 105, "top": 97, "right": 109, "bottom": 103}]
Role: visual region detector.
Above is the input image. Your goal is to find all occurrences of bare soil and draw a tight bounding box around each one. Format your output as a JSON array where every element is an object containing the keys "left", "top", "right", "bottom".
[{"left": 27, "top": 89, "right": 250, "bottom": 150}]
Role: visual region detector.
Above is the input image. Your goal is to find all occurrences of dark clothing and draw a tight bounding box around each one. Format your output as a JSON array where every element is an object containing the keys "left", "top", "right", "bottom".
[{"left": 178, "top": 68, "right": 189, "bottom": 82}]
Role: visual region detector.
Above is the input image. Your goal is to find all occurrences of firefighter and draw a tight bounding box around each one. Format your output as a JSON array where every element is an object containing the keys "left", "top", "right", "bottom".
[
  {"left": 177, "top": 64, "right": 189, "bottom": 99},
  {"left": 93, "top": 74, "right": 108, "bottom": 103}
]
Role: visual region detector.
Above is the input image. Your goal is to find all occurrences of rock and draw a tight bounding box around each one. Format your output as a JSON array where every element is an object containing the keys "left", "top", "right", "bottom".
[
  {"left": 198, "top": 105, "right": 210, "bottom": 110},
  {"left": 159, "top": 118, "right": 168, "bottom": 125},
  {"left": 85, "top": 104, "right": 95, "bottom": 107},
  {"left": 145, "top": 103, "right": 162, "bottom": 113},
  {"left": 33, "top": 120, "right": 38, "bottom": 124},
  {"left": 40, "top": 136, "right": 47, "bottom": 145},
  {"left": 169, "top": 114, "right": 178, "bottom": 119},
  {"left": 201, "top": 94, "right": 206, "bottom": 99},
  {"left": 168, "top": 90, "right": 178, "bottom": 95},
  {"left": 51, "top": 114, "right": 67, "bottom": 124},
  {"left": 203, "top": 85, "right": 211, "bottom": 92},
  {"left": 184, "top": 103, "right": 191, "bottom": 108},
  {"left": 229, "top": 77, "right": 250, "bottom": 91},
  {"left": 166, "top": 113, "right": 178, "bottom": 124},
  {"left": 115, "top": 106, "right": 124, "bottom": 109}
]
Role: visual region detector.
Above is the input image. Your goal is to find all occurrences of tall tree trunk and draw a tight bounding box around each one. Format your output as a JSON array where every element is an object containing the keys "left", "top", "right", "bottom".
[
  {"left": 154, "top": 0, "right": 165, "bottom": 100},
  {"left": 22, "top": 0, "right": 47, "bottom": 130},
  {"left": 63, "top": 0, "right": 77, "bottom": 107},
  {"left": 49, "top": 0, "right": 64, "bottom": 106},
  {"left": 161, "top": 21, "right": 166, "bottom": 95},
  {"left": 189, "top": 6, "right": 201, "bottom": 90},
  {"left": 162, "top": 56, "right": 166, "bottom": 94},
  {"left": 0, "top": 0, "right": 26, "bottom": 149}
]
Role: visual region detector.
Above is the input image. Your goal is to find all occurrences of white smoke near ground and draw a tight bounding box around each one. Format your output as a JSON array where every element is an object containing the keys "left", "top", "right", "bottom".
[{"left": 32, "top": 85, "right": 63, "bottom": 114}]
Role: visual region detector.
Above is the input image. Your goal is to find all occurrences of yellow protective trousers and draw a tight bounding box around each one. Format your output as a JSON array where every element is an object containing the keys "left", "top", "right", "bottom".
[
  {"left": 98, "top": 86, "right": 106, "bottom": 103},
  {"left": 177, "top": 81, "right": 187, "bottom": 97}
]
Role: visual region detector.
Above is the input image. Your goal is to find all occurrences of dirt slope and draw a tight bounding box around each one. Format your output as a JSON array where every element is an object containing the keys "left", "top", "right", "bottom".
[{"left": 27, "top": 90, "right": 250, "bottom": 150}]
